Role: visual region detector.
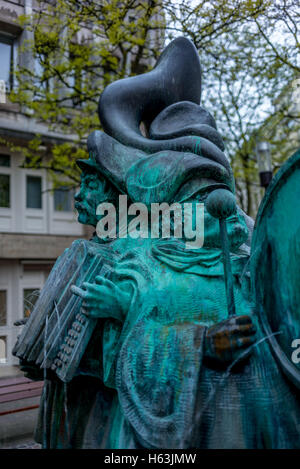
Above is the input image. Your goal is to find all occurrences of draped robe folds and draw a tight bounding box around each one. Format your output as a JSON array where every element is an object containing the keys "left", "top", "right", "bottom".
[{"left": 35, "top": 209, "right": 300, "bottom": 449}]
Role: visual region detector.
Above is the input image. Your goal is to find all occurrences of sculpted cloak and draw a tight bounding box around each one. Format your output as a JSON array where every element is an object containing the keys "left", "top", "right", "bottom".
[{"left": 34, "top": 204, "right": 300, "bottom": 449}]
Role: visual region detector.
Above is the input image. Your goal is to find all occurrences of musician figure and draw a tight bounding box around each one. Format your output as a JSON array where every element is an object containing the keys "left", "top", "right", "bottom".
[{"left": 14, "top": 37, "right": 300, "bottom": 449}]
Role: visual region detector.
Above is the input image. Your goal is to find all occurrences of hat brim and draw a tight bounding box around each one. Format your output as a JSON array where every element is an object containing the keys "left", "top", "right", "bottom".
[{"left": 76, "top": 159, "right": 100, "bottom": 173}]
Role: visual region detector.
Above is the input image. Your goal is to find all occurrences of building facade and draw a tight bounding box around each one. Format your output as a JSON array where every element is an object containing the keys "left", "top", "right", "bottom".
[{"left": 0, "top": 0, "right": 90, "bottom": 374}]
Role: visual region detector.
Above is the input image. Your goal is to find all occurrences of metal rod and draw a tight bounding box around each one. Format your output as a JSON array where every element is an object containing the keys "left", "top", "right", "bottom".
[{"left": 219, "top": 218, "right": 236, "bottom": 317}]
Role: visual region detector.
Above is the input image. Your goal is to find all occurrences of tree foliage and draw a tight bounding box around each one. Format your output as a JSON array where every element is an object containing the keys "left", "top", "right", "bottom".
[{"left": 9, "top": 0, "right": 300, "bottom": 216}]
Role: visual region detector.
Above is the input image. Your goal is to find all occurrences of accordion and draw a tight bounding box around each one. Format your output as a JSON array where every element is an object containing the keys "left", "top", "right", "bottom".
[{"left": 13, "top": 239, "right": 120, "bottom": 383}]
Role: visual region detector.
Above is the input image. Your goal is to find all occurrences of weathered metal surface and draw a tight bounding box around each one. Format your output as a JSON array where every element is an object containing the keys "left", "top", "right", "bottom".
[{"left": 251, "top": 149, "right": 300, "bottom": 388}]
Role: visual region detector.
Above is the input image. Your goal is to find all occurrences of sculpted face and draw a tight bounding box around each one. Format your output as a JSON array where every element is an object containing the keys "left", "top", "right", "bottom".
[{"left": 74, "top": 171, "right": 118, "bottom": 227}]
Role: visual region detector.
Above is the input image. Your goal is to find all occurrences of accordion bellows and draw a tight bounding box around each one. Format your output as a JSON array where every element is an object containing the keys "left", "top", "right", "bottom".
[{"left": 13, "top": 239, "right": 119, "bottom": 383}]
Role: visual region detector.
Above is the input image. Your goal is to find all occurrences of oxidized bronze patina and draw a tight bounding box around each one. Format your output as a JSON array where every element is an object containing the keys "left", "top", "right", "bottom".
[{"left": 13, "top": 38, "right": 300, "bottom": 449}]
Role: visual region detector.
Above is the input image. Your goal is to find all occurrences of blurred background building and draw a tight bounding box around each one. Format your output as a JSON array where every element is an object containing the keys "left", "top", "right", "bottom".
[{"left": 0, "top": 0, "right": 89, "bottom": 376}]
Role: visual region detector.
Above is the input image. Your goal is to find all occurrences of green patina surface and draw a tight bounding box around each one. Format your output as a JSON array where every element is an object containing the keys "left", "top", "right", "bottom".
[
  {"left": 13, "top": 38, "right": 300, "bottom": 449},
  {"left": 26, "top": 156, "right": 300, "bottom": 448}
]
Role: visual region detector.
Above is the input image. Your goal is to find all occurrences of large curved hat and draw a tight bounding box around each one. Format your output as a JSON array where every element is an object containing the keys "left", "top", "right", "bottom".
[
  {"left": 80, "top": 130, "right": 233, "bottom": 205},
  {"left": 78, "top": 37, "right": 234, "bottom": 202},
  {"left": 97, "top": 37, "right": 231, "bottom": 175}
]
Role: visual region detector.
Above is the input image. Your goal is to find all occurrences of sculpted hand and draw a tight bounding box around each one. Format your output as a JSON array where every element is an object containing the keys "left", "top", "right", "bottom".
[
  {"left": 71, "top": 276, "right": 131, "bottom": 321},
  {"left": 204, "top": 315, "right": 257, "bottom": 366}
]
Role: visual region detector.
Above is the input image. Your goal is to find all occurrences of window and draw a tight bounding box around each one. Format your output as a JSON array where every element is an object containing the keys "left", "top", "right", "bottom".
[
  {"left": 23, "top": 288, "right": 40, "bottom": 318},
  {"left": 54, "top": 186, "right": 74, "bottom": 212},
  {"left": 0, "top": 155, "right": 10, "bottom": 167},
  {"left": 0, "top": 174, "right": 10, "bottom": 208},
  {"left": 0, "top": 336, "right": 7, "bottom": 364},
  {"left": 0, "top": 36, "right": 14, "bottom": 92},
  {"left": 35, "top": 56, "right": 50, "bottom": 92},
  {"left": 0, "top": 290, "right": 7, "bottom": 326},
  {"left": 69, "top": 43, "right": 89, "bottom": 107},
  {"left": 26, "top": 175, "right": 42, "bottom": 209},
  {"left": 34, "top": 30, "right": 58, "bottom": 94},
  {"left": 69, "top": 63, "right": 83, "bottom": 107}
]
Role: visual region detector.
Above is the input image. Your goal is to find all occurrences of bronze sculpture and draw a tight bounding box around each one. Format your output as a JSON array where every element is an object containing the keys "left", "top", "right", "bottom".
[{"left": 13, "top": 37, "right": 300, "bottom": 449}]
